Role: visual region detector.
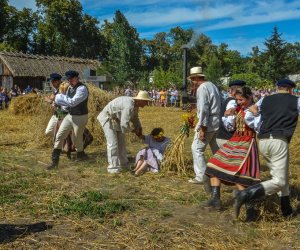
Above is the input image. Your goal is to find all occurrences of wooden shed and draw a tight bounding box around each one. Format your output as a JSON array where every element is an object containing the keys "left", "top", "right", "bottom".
[{"left": 0, "top": 51, "right": 101, "bottom": 91}]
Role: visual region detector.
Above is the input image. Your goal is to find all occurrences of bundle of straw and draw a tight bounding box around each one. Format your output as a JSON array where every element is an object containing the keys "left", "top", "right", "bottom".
[{"left": 161, "top": 112, "right": 196, "bottom": 175}]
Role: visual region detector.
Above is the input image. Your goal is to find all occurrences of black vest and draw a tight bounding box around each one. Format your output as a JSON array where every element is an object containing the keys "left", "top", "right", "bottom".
[
  {"left": 217, "top": 97, "right": 235, "bottom": 140},
  {"left": 258, "top": 93, "right": 298, "bottom": 142},
  {"left": 66, "top": 82, "right": 88, "bottom": 115}
]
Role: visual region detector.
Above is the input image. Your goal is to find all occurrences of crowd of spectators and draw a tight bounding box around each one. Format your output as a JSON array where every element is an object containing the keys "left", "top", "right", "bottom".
[{"left": 0, "top": 84, "right": 34, "bottom": 110}]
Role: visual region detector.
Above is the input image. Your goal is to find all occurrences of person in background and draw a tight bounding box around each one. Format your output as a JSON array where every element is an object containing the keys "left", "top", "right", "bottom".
[
  {"left": 235, "top": 79, "right": 300, "bottom": 219},
  {"left": 10, "top": 84, "right": 19, "bottom": 98},
  {"left": 188, "top": 66, "right": 221, "bottom": 192},
  {"left": 0, "top": 87, "right": 10, "bottom": 109},
  {"left": 24, "top": 85, "right": 32, "bottom": 94},
  {"left": 97, "top": 91, "right": 151, "bottom": 174}
]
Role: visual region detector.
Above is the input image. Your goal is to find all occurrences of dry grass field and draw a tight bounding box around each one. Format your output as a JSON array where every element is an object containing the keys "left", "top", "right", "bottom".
[{"left": 0, "top": 102, "right": 300, "bottom": 249}]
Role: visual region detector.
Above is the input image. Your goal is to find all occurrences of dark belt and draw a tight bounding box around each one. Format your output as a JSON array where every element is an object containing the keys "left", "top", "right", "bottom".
[{"left": 258, "top": 134, "right": 287, "bottom": 140}]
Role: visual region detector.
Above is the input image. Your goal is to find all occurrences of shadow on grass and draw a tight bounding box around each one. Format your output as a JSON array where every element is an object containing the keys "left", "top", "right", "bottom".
[{"left": 0, "top": 222, "right": 52, "bottom": 244}]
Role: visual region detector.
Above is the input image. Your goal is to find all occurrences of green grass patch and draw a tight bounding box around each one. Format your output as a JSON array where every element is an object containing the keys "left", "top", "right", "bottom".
[{"left": 51, "top": 191, "right": 130, "bottom": 218}]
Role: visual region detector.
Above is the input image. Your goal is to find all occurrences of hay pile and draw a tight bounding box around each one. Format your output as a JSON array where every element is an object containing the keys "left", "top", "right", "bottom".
[{"left": 8, "top": 84, "right": 115, "bottom": 148}]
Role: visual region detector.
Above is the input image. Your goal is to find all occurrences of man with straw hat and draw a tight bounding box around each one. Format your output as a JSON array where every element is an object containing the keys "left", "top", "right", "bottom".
[
  {"left": 188, "top": 66, "right": 221, "bottom": 190},
  {"left": 47, "top": 70, "right": 89, "bottom": 170},
  {"left": 98, "top": 91, "right": 151, "bottom": 173}
]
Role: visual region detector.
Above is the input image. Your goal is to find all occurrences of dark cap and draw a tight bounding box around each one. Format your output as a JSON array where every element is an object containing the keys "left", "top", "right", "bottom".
[
  {"left": 65, "top": 70, "right": 79, "bottom": 80},
  {"left": 229, "top": 80, "right": 246, "bottom": 87},
  {"left": 50, "top": 73, "right": 62, "bottom": 81},
  {"left": 276, "top": 79, "right": 295, "bottom": 88}
]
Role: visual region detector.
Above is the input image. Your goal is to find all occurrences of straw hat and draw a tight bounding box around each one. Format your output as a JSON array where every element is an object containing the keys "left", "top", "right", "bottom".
[
  {"left": 187, "top": 66, "right": 205, "bottom": 79},
  {"left": 133, "top": 91, "right": 152, "bottom": 101}
]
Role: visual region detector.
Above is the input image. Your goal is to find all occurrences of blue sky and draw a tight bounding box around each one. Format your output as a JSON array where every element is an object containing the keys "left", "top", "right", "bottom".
[{"left": 9, "top": 0, "right": 300, "bottom": 55}]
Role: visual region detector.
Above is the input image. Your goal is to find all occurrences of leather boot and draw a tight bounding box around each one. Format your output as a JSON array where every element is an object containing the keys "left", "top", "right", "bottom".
[
  {"left": 201, "top": 186, "right": 222, "bottom": 211},
  {"left": 280, "top": 196, "right": 294, "bottom": 218},
  {"left": 47, "top": 149, "right": 61, "bottom": 170},
  {"left": 234, "top": 184, "right": 265, "bottom": 218},
  {"left": 245, "top": 201, "right": 259, "bottom": 222},
  {"left": 76, "top": 151, "right": 88, "bottom": 161}
]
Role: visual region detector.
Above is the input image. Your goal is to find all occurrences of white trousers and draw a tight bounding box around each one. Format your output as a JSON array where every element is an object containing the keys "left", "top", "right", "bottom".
[
  {"left": 45, "top": 115, "right": 58, "bottom": 137},
  {"left": 259, "top": 138, "right": 290, "bottom": 197},
  {"left": 54, "top": 114, "right": 88, "bottom": 152},
  {"left": 102, "top": 121, "right": 129, "bottom": 172},
  {"left": 191, "top": 131, "right": 219, "bottom": 181}
]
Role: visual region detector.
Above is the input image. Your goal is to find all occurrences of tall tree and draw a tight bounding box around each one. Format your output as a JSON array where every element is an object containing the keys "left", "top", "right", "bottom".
[
  {"left": 0, "top": 0, "right": 9, "bottom": 42},
  {"left": 33, "top": 0, "right": 107, "bottom": 58},
  {"left": 205, "top": 55, "right": 223, "bottom": 86},
  {"left": 104, "top": 10, "right": 142, "bottom": 83},
  {"left": 262, "top": 27, "right": 288, "bottom": 81}
]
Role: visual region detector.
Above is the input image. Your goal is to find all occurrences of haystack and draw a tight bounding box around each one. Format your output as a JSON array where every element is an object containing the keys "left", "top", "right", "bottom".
[{"left": 8, "top": 84, "right": 116, "bottom": 148}]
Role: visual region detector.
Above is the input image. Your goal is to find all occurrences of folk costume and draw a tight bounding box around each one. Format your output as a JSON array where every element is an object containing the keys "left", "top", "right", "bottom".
[
  {"left": 98, "top": 92, "right": 151, "bottom": 174},
  {"left": 206, "top": 106, "right": 261, "bottom": 187},
  {"left": 135, "top": 134, "right": 170, "bottom": 173},
  {"left": 235, "top": 79, "right": 300, "bottom": 218},
  {"left": 216, "top": 80, "right": 246, "bottom": 148},
  {"left": 47, "top": 70, "right": 89, "bottom": 169},
  {"left": 189, "top": 67, "right": 221, "bottom": 184},
  {"left": 45, "top": 73, "right": 65, "bottom": 137}
]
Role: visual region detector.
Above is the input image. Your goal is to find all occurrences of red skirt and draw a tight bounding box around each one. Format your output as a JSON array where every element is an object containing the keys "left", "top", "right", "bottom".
[{"left": 206, "top": 135, "right": 260, "bottom": 187}]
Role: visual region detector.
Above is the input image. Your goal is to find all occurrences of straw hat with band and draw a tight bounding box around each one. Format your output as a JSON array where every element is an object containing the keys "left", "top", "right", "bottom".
[
  {"left": 187, "top": 66, "right": 205, "bottom": 80},
  {"left": 133, "top": 91, "right": 152, "bottom": 101}
]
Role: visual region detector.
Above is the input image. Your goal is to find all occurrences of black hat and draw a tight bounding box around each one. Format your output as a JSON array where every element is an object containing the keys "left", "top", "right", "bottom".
[
  {"left": 65, "top": 70, "right": 79, "bottom": 79},
  {"left": 229, "top": 80, "right": 246, "bottom": 87},
  {"left": 276, "top": 79, "right": 295, "bottom": 88},
  {"left": 50, "top": 73, "right": 62, "bottom": 81}
]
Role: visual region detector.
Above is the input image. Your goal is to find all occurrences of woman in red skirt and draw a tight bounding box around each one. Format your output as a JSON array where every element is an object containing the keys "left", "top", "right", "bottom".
[{"left": 203, "top": 86, "right": 261, "bottom": 220}]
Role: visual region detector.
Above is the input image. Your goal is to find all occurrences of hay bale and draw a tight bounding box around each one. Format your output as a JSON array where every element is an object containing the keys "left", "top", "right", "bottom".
[
  {"left": 9, "top": 94, "right": 48, "bottom": 115},
  {"left": 9, "top": 84, "right": 116, "bottom": 148}
]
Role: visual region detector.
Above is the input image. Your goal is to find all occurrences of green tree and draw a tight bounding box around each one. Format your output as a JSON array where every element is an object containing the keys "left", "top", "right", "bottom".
[
  {"left": 33, "top": 0, "right": 107, "bottom": 58},
  {"left": 104, "top": 10, "right": 142, "bottom": 83},
  {"left": 261, "top": 27, "right": 288, "bottom": 81},
  {"left": 205, "top": 55, "right": 223, "bottom": 87},
  {"left": 0, "top": 0, "right": 9, "bottom": 42},
  {"left": 230, "top": 73, "right": 273, "bottom": 89}
]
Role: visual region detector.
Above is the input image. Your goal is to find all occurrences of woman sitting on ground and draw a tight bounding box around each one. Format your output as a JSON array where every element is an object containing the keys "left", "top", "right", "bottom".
[
  {"left": 203, "top": 86, "right": 261, "bottom": 221},
  {"left": 132, "top": 127, "right": 170, "bottom": 176}
]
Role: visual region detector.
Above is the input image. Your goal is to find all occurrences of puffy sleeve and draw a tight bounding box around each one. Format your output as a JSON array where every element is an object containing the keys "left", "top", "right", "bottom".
[
  {"left": 222, "top": 115, "right": 236, "bottom": 131},
  {"left": 55, "top": 85, "right": 88, "bottom": 107},
  {"left": 245, "top": 110, "right": 262, "bottom": 133}
]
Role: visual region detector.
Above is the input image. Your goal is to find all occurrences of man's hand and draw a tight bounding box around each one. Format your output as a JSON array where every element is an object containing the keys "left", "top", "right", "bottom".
[
  {"left": 44, "top": 96, "right": 53, "bottom": 104},
  {"left": 133, "top": 127, "right": 143, "bottom": 137},
  {"left": 224, "top": 107, "right": 236, "bottom": 117},
  {"left": 248, "top": 105, "right": 258, "bottom": 115},
  {"left": 198, "top": 127, "right": 206, "bottom": 142}
]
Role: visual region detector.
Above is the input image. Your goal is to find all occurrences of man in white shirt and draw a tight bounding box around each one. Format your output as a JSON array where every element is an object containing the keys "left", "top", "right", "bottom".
[
  {"left": 98, "top": 91, "right": 151, "bottom": 173},
  {"left": 235, "top": 79, "right": 300, "bottom": 219},
  {"left": 47, "top": 70, "right": 89, "bottom": 170},
  {"left": 188, "top": 67, "right": 221, "bottom": 191}
]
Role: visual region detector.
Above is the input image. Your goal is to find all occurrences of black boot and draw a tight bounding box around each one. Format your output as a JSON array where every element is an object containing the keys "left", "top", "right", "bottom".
[
  {"left": 47, "top": 149, "right": 61, "bottom": 170},
  {"left": 234, "top": 184, "right": 265, "bottom": 218},
  {"left": 201, "top": 186, "right": 222, "bottom": 211},
  {"left": 76, "top": 151, "right": 88, "bottom": 161},
  {"left": 281, "top": 196, "right": 294, "bottom": 218},
  {"left": 245, "top": 201, "right": 259, "bottom": 222}
]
